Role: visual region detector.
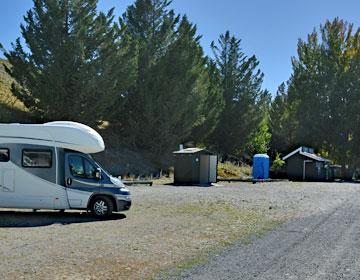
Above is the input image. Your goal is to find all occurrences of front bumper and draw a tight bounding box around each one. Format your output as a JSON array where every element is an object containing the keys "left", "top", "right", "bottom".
[{"left": 116, "top": 199, "right": 132, "bottom": 212}]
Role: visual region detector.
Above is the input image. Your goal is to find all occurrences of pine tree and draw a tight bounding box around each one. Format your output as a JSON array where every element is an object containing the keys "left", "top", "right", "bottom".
[
  {"left": 116, "top": 0, "right": 223, "bottom": 165},
  {"left": 274, "top": 18, "right": 360, "bottom": 166},
  {"left": 2, "top": 0, "right": 132, "bottom": 125},
  {"left": 269, "top": 83, "right": 298, "bottom": 155},
  {"left": 190, "top": 59, "right": 224, "bottom": 144},
  {"left": 210, "top": 31, "right": 266, "bottom": 158}
]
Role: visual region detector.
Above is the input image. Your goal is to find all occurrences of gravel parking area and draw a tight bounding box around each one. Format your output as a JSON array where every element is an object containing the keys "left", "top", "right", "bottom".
[
  {"left": 0, "top": 182, "right": 359, "bottom": 279},
  {"left": 175, "top": 182, "right": 360, "bottom": 280}
]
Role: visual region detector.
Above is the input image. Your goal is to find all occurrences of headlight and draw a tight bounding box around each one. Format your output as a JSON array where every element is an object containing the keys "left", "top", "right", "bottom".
[
  {"left": 116, "top": 194, "right": 131, "bottom": 201},
  {"left": 118, "top": 189, "right": 130, "bottom": 195}
]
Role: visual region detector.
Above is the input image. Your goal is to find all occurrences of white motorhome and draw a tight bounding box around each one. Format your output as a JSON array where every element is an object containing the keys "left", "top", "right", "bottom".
[{"left": 0, "top": 121, "right": 131, "bottom": 217}]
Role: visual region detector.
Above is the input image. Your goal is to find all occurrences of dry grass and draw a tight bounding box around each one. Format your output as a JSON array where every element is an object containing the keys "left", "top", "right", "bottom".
[
  {"left": 123, "top": 200, "right": 280, "bottom": 279},
  {"left": 152, "top": 174, "right": 173, "bottom": 185},
  {"left": 0, "top": 60, "right": 26, "bottom": 112},
  {"left": 217, "top": 161, "right": 252, "bottom": 179}
]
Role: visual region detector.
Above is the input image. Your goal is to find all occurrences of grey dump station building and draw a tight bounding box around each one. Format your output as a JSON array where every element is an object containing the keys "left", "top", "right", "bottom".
[
  {"left": 283, "top": 147, "right": 338, "bottom": 181},
  {"left": 173, "top": 148, "right": 217, "bottom": 185}
]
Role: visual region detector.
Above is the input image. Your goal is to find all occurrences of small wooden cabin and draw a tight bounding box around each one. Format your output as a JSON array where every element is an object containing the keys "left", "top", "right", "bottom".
[{"left": 282, "top": 147, "right": 332, "bottom": 181}]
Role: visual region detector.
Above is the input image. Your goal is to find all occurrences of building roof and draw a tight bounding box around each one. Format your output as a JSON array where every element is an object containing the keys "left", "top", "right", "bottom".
[
  {"left": 0, "top": 121, "right": 105, "bottom": 154},
  {"left": 173, "top": 148, "right": 214, "bottom": 155},
  {"left": 282, "top": 147, "right": 331, "bottom": 162}
]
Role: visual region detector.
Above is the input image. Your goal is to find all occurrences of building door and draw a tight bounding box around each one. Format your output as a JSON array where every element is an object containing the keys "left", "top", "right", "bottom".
[
  {"left": 199, "top": 155, "right": 210, "bottom": 184},
  {"left": 303, "top": 160, "right": 313, "bottom": 181},
  {"left": 209, "top": 156, "right": 217, "bottom": 183}
]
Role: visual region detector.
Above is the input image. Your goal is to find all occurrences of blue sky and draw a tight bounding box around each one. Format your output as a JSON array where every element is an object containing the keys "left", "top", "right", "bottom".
[{"left": 1, "top": 0, "right": 360, "bottom": 93}]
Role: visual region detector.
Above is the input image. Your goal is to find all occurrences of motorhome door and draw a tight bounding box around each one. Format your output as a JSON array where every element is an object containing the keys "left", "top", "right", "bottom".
[{"left": 65, "top": 153, "right": 101, "bottom": 208}]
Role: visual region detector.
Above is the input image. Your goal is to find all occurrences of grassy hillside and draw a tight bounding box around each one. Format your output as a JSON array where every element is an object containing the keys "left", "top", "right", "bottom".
[
  {"left": 0, "top": 59, "right": 29, "bottom": 122},
  {"left": 0, "top": 60, "right": 14, "bottom": 102},
  {"left": 0, "top": 59, "right": 22, "bottom": 107},
  {"left": 0, "top": 60, "right": 161, "bottom": 174}
]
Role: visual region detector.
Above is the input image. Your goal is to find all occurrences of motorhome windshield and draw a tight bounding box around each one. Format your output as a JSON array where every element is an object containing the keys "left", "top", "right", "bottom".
[{"left": 89, "top": 155, "right": 112, "bottom": 177}]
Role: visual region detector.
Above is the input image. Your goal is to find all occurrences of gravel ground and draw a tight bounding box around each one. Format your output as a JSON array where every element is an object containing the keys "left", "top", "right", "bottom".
[
  {"left": 0, "top": 182, "right": 359, "bottom": 279},
  {"left": 173, "top": 182, "right": 360, "bottom": 280}
]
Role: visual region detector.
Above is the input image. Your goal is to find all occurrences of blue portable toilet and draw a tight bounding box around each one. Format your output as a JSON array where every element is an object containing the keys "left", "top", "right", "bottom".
[{"left": 252, "top": 154, "right": 270, "bottom": 180}]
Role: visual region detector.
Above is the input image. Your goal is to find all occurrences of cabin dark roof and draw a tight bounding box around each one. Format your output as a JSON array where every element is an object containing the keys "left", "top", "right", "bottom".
[{"left": 282, "top": 147, "right": 331, "bottom": 162}]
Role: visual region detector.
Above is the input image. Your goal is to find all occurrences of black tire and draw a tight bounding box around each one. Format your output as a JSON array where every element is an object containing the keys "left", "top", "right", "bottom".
[{"left": 90, "top": 196, "right": 114, "bottom": 217}]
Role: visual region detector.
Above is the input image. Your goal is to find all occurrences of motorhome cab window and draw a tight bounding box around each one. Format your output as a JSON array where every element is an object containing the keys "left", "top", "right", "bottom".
[
  {"left": 84, "top": 159, "right": 97, "bottom": 179},
  {"left": 22, "top": 150, "right": 52, "bottom": 168},
  {"left": 69, "top": 155, "right": 97, "bottom": 179},
  {"left": 0, "top": 149, "right": 9, "bottom": 162}
]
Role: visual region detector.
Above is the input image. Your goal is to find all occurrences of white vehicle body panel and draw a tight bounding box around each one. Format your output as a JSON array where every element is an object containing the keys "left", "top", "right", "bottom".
[{"left": 0, "top": 161, "right": 69, "bottom": 209}]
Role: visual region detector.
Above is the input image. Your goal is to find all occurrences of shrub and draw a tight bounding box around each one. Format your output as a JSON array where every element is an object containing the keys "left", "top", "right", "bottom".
[{"left": 272, "top": 153, "right": 285, "bottom": 172}]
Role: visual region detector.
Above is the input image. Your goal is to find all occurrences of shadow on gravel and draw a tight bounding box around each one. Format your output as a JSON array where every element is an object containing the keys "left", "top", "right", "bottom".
[{"left": 0, "top": 211, "right": 126, "bottom": 228}]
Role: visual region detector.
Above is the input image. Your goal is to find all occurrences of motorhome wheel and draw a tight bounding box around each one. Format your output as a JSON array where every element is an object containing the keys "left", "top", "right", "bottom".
[{"left": 91, "top": 196, "right": 113, "bottom": 217}]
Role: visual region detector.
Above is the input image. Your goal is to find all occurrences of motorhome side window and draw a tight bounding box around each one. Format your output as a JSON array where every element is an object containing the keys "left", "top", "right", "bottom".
[
  {"left": 0, "top": 148, "right": 10, "bottom": 162},
  {"left": 69, "top": 155, "right": 97, "bottom": 179},
  {"left": 22, "top": 150, "right": 52, "bottom": 168}
]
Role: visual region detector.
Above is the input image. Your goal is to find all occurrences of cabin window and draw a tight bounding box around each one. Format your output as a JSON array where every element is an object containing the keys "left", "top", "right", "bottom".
[
  {"left": 0, "top": 149, "right": 9, "bottom": 162},
  {"left": 22, "top": 150, "right": 52, "bottom": 168},
  {"left": 69, "top": 156, "right": 97, "bottom": 179}
]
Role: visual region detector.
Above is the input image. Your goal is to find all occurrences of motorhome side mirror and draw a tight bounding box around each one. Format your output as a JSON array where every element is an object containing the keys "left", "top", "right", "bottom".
[{"left": 95, "top": 168, "right": 102, "bottom": 181}]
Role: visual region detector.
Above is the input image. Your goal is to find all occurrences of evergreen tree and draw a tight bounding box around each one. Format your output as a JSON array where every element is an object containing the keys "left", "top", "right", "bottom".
[
  {"left": 116, "top": 0, "right": 223, "bottom": 165},
  {"left": 210, "top": 31, "right": 266, "bottom": 158},
  {"left": 274, "top": 18, "right": 360, "bottom": 166},
  {"left": 190, "top": 59, "right": 224, "bottom": 144},
  {"left": 269, "top": 82, "right": 298, "bottom": 155},
  {"left": 346, "top": 43, "right": 360, "bottom": 166},
  {"left": 2, "top": 0, "right": 132, "bottom": 125}
]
